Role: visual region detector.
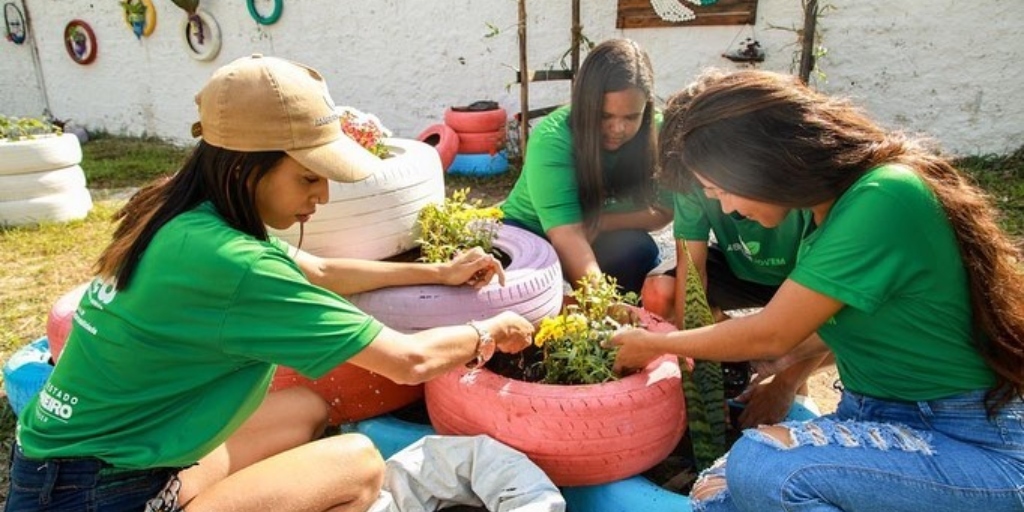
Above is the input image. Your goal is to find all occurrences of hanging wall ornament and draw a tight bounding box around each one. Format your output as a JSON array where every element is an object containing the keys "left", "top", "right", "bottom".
[
  {"left": 182, "top": 9, "right": 221, "bottom": 61},
  {"left": 247, "top": 0, "right": 283, "bottom": 25},
  {"left": 649, "top": 0, "right": 718, "bottom": 23},
  {"left": 64, "top": 20, "right": 97, "bottom": 65},
  {"left": 120, "top": 0, "right": 156, "bottom": 39},
  {"left": 3, "top": 2, "right": 26, "bottom": 44}
]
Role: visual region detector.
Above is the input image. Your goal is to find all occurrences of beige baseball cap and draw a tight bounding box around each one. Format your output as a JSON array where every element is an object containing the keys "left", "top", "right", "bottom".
[{"left": 192, "top": 54, "right": 381, "bottom": 183}]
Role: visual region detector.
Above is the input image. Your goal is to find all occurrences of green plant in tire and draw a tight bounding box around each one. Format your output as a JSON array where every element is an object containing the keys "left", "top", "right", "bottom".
[
  {"left": 0, "top": 115, "right": 61, "bottom": 141},
  {"left": 416, "top": 188, "right": 503, "bottom": 263},
  {"left": 533, "top": 273, "right": 639, "bottom": 385}
]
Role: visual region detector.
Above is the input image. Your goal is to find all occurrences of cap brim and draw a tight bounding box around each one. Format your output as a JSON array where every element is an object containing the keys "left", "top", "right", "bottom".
[{"left": 287, "top": 133, "right": 382, "bottom": 183}]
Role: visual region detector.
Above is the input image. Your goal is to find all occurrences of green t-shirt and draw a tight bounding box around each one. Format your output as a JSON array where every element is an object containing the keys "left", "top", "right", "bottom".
[
  {"left": 17, "top": 202, "right": 383, "bottom": 468},
  {"left": 500, "top": 105, "right": 670, "bottom": 236},
  {"left": 788, "top": 165, "right": 994, "bottom": 400},
  {"left": 673, "top": 191, "right": 810, "bottom": 286}
]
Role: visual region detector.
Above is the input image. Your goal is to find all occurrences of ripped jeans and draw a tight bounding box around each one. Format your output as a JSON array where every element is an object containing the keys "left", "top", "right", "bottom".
[{"left": 694, "top": 389, "right": 1024, "bottom": 512}]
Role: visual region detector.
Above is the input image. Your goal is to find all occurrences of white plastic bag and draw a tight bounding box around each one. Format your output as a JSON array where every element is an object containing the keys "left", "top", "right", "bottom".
[{"left": 369, "top": 435, "right": 565, "bottom": 512}]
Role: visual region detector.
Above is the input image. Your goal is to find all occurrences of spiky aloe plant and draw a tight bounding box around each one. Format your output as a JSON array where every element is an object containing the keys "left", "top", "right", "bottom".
[{"left": 679, "top": 247, "right": 728, "bottom": 470}]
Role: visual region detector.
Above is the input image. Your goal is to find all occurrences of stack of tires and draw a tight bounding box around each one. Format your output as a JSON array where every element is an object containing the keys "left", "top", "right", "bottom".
[
  {"left": 420, "top": 101, "right": 509, "bottom": 177},
  {"left": 0, "top": 133, "right": 92, "bottom": 227}
]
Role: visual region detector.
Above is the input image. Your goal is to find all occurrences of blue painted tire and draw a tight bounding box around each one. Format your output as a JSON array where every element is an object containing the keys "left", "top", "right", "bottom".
[
  {"left": 354, "top": 401, "right": 819, "bottom": 511},
  {"left": 447, "top": 150, "right": 508, "bottom": 176},
  {"left": 2, "top": 337, "right": 53, "bottom": 416}
]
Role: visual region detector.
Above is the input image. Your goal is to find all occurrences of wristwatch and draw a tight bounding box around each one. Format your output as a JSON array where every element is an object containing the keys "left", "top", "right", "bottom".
[{"left": 465, "top": 321, "right": 495, "bottom": 369}]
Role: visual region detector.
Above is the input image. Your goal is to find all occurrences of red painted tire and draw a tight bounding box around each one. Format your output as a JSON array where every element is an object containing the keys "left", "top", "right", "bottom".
[
  {"left": 270, "top": 365, "right": 422, "bottom": 425},
  {"left": 424, "top": 309, "right": 687, "bottom": 487},
  {"left": 416, "top": 123, "right": 458, "bottom": 172},
  {"left": 46, "top": 282, "right": 90, "bottom": 362},
  {"left": 444, "top": 106, "right": 507, "bottom": 134},
  {"left": 455, "top": 130, "right": 505, "bottom": 155},
  {"left": 347, "top": 224, "right": 563, "bottom": 331}
]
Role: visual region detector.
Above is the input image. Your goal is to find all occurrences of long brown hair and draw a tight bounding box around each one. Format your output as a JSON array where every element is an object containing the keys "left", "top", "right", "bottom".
[
  {"left": 660, "top": 69, "right": 1024, "bottom": 414},
  {"left": 570, "top": 38, "right": 658, "bottom": 235},
  {"left": 95, "top": 141, "right": 285, "bottom": 290}
]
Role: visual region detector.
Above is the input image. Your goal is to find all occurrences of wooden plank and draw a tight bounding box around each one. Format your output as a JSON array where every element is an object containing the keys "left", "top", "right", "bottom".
[
  {"left": 515, "top": 69, "right": 575, "bottom": 83},
  {"left": 616, "top": 0, "right": 757, "bottom": 28}
]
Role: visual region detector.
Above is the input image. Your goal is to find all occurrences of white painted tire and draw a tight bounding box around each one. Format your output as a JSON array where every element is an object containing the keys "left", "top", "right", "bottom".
[
  {"left": 0, "top": 187, "right": 93, "bottom": 227},
  {"left": 182, "top": 9, "right": 222, "bottom": 62},
  {"left": 269, "top": 138, "right": 445, "bottom": 260},
  {"left": 0, "top": 165, "right": 87, "bottom": 201},
  {"left": 0, "top": 134, "right": 83, "bottom": 175},
  {"left": 347, "top": 224, "right": 563, "bottom": 331}
]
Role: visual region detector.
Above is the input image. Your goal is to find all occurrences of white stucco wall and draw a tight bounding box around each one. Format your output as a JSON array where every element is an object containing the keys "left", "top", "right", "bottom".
[{"left": 0, "top": 0, "right": 1020, "bottom": 155}]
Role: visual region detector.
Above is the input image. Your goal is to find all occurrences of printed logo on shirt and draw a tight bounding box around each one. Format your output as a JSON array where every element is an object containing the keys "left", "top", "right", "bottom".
[
  {"left": 89, "top": 278, "right": 118, "bottom": 308},
  {"left": 36, "top": 382, "right": 78, "bottom": 422}
]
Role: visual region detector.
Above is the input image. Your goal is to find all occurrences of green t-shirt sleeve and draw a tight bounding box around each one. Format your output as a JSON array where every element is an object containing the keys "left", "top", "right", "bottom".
[
  {"left": 522, "top": 116, "right": 584, "bottom": 232},
  {"left": 672, "top": 191, "right": 711, "bottom": 241},
  {"left": 788, "top": 175, "right": 929, "bottom": 314},
  {"left": 220, "top": 250, "right": 383, "bottom": 379}
]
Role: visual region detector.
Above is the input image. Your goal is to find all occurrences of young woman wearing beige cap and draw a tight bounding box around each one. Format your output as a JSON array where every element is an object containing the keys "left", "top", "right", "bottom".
[{"left": 5, "top": 54, "right": 534, "bottom": 512}]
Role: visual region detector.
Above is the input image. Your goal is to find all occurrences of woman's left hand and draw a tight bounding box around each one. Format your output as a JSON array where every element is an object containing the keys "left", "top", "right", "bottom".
[
  {"left": 442, "top": 247, "right": 505, "bottom": 288},
  {"left": 603, "top": 326, "right": 661, "bottom": 375}
]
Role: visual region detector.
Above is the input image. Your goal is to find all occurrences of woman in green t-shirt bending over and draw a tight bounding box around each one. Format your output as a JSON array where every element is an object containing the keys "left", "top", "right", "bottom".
[
  {"left": 607, "top": 69, "right": 1024, "bottom": 511},
  {"left": 500, "top": 38, "right": 672, "bottom": 294},
  {"left": 6, "top": 55, "right": 534, "bottom": 512}
]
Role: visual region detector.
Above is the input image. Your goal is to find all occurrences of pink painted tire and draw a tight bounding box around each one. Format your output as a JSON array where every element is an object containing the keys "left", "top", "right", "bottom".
[
  {"left": 347, "top": 224, "right": 563, "bottom": 331},
  {"left": 46, "top": 282, "right": 90, "bottom": 362},
  {"left": 270, "top": 365, "right": 421, "bottom": 425},
  {"left": 444, "top": 106, "right": 507, "bottom": 133},
  {"left": 416, "top": 123, "right": 458, "bottom": 172},
  {"left": 424, "top": 309, "right": 686, "bottom": 487},
  {"left": 455, "top": 129, "right": 505, "bottom": 155}
]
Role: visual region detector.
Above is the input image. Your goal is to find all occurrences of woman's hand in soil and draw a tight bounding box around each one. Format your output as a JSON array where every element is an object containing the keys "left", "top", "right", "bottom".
[
  {"left": 485, "top": 311, "right": 535, "bottom": 354},
  {"left": 443, "top": 246, "right": 505, "bottom": 288},
  {"left": 604, "top": 326, "right": 660, "bottom": 375}
]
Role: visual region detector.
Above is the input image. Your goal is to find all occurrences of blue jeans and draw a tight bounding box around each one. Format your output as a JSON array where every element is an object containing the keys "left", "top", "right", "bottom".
[
  {"left": 5, "top": 443, "right": 181, "bottom": 512},
  {"left": 590, "top": 229, "right": 660, "bottom": 294},
  {"left": 696, "top": 389, "right": 1024, "bottom": 511}
]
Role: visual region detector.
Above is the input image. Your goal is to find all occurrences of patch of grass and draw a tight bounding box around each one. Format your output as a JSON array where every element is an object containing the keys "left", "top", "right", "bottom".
[
  {"left": 957, "top": 146, "right": 1024, "bottom": 241},
  {"left": 83, "top": 132, "right": 191, "bottom": 189}
]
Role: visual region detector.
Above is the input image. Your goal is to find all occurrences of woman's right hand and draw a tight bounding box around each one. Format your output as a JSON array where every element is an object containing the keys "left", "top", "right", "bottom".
[{"left": 482, "top": 311, "right": 535, "bottom": 354}]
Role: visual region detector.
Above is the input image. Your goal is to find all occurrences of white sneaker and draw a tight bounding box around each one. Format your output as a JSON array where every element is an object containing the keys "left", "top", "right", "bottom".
[{"left": 794, "top": 394, "right": 822, "bottom": 416}]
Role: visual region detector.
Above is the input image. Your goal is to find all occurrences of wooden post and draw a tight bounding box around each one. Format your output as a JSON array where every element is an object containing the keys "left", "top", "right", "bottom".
[
  {"left": 798, "top": 0, "right": 818, "bottom": 84},
  {"left": 518, "top": 0, "right": 529, "bottom": 158},
  {"left": 570, "top": 0, "right": 580, "bottom": 84}
]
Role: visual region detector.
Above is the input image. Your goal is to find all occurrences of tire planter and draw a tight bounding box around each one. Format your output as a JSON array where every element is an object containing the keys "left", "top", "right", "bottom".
[
  {"left": 267, "top": 138, "right": 444, "bottom": 260},
  {"left": 0, "top": 133, "right": 82, "bottom": 175},
  {"left": 354, "top": 399, "right": 819, "bottom": 512},
  {"left": 0, "top": 165, "right": 87, "bottom": 202},
  {"left": 122, "top": 0, "right": 156, "bottom": 39},
  {"left": 275, "top": 224, "right": 561, "bottom": 425},
  {"left": 4, "top": 2, "right": 26, "bottom": 45},
  {"left": 416, "top": 123, "right": 458, "bottom": 172},
  {"left": 425, "top": 309, "right": 686, "bottom": 487},
  {"left": 46, "top": 281, "right": 90, "bottom": 362},
  {"left": 455, "top": 129, "right": 505, "bottom": 155},
  {"left": 182, "top": 9, "right": 221, "bottom": 62},
  {"left": 63, "top": 20, "right": 97, "bottom": 65},
  {"left": 247, "top": 0, "right": 283, "bottom": 25},
  {"left": 270, "top": 364, "right": 423, "bottom": 426},
  {"left": 0, "top": 184, "right": 92, "bottom": 227},
  {"left": 444, "top": 105, "right": 507, "bottom": 133},
  {"left": 2, "top": 337, "right": 53, "bottom": 416},
  {"left": 347, "top": 224, "right": 562, "bottom": 332},
  {"left": 447, "top": 150, "right": 509, "bottom": 177}
]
